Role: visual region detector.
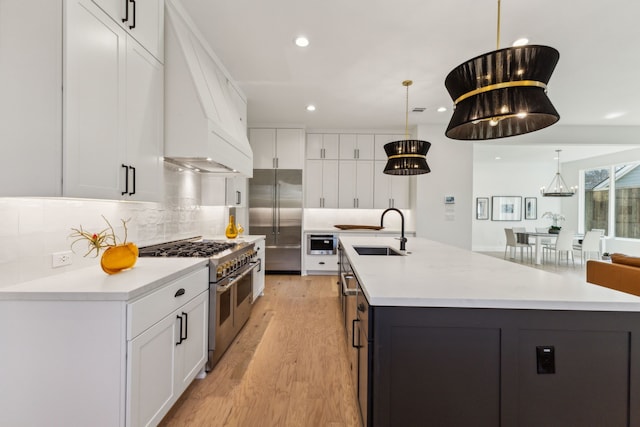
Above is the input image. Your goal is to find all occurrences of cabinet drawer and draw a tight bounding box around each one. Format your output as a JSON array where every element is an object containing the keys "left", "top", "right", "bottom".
[
  {"left": 305, "top": 254, "right": 339, "bottom": 271},
  {"left": 127, "top": 267, "right": 208, "bottom": 339}
]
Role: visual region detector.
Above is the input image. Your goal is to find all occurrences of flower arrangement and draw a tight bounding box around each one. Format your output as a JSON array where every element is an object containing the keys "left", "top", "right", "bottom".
[
  {"left": 70, "top": 216, "right": 131, "bottom": 257},
  {"left": 542, "top": 212, "right": 566, "bottom": 227}
]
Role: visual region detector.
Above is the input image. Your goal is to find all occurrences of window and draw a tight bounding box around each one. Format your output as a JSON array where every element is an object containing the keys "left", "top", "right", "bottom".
[
  {"left": 584, "top": 168, "right": 609, "bottom": 235},
  {"left": 615, "top": 164, "right": 640, "bottom": 238},
  {"left": 583, "top": 163, "right": 640, "bottom": 239}
]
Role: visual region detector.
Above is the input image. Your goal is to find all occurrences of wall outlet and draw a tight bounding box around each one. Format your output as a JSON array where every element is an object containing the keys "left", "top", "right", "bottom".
[{"left": 52, "top": 251, "right": 73, "bottom": 268}]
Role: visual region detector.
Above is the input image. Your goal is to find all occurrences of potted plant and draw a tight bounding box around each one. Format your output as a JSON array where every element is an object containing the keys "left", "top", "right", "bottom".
[
  {"left": 542, "top": 212, "right": 565, "bottom": 234},
  {"left": 602, "top": 252, "right": 611, "bottom": 261}
]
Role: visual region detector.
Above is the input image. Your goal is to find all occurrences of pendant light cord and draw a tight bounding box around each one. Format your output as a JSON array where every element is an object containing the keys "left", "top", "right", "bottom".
[
  {"left": 402, "top": 80, "right": 412, "bottom": 139},
  {"left": 496, "top": 0, "right": 501, "bottom": 50}
]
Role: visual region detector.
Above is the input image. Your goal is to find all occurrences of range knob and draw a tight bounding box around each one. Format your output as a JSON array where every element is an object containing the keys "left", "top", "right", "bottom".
[{"left": 216, "top": 265, "right": 224, "bottom": 279}]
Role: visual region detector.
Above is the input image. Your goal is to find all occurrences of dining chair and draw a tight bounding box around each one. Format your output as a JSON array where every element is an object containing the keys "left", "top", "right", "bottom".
[
  {"left": 504, "top": 228, "right": 532, "bottom": 262},
  {"left": 577, "top": 230, "right": 602, "bottom": 264},
  {"left": 542, "top": 229, "right": 576, "bottom": 266},
  {"left": 512, "top": 226, "right": 528, "bottom": 244}
]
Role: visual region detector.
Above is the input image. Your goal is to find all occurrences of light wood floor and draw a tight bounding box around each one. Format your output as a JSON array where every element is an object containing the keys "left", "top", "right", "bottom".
[{"left": 159, "top": 275, "right": 361, "bottom": 427}]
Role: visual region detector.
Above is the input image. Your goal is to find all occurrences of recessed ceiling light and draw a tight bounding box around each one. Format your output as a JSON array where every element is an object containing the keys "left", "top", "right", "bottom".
[
  {"left": 495, "top": 156, "right": 502, "bottom": 160},
  {"left": 306, "top": 104, "right": 316, "bottom": 112},
  {"left": 437, "top": 107, "right": 447, "bottom": 112},
  {"left": 513, "top": 38, "right": 529, "bottom": 46},
  {"left": 605, "top": 111, "right": 626, "bottom": 119},
  {"left": 294, "top": 36, "right": 309, "bottom": 47}
]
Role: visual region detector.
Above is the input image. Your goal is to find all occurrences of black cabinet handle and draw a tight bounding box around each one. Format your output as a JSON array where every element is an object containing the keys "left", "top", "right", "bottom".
[
  {"left": 121, "top": 0, "right": 129, "bottom": 23},
  {"left": 174, "top": 288, "right": 185, "bottom": 297},
  {"left": 121, "top": 164, "right": 129, "bottom": 195},
  {"left": 182, "top": 311, "right": 188, "bottom": 341},
  {"left": 176, "top": 314, "right": 184, "bottom": 345},
  {"left": 352, "top": 319, "right": 361, "bottom": 348},
  {"left": 129, "top": 0, "right": 136, "bottom": 29},
  {"left": 129, "top": 165, "right": 136, "bottom": 195}
]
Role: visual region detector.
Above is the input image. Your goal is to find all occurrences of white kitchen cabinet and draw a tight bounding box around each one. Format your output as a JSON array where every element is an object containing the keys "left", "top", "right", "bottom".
[
  {"left": 0, "top": 263, "right": 208, "bottom": 427},
  {"left": 338, "top": 160, "right": 374, "bottom": 209},
  {"left": 374, "top": 134, "right": 405, "bottom": 161},
  {"left": 226, "top": 176, "right": 247, "bottom": 207},
  {"left": 0, "top": 0, "right": 163, "bottom": 200},
  {"left": 306, "top": 133, "right": 339, "bottom": 159},
  {"left": 339, "top": 134, "right": 375, "bottom": 160},
  {"left": 90, "top": 0, "right": 164, "bottom": 62},
  {"left": 374, "top": 160, "right": 411, "bottom": 209},
  {"left": 249, "top": 128, "right": 305, "bottom": 169},
  {"left": 126, "top": 267, "right": 208, "bottom": 427},
  {"left": 64, "top": 0, "right": 163, "bottom": 201},
  {"left": 305, "top": 159, "right": 339, "bottom": 208},
  {"left": 253, "top": 237, "right": 266, "bottom": 300},
  {"left": 127, "top": 285, "right": 208, "bottom": 427},
  {"left": 304, "top": 254, "right": 339, "bottom": 274}
]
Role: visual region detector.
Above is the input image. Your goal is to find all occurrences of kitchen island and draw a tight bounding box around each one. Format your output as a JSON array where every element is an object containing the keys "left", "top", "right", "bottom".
[{"left": 340, "top": 236, "right": 640, "bottom": 427}]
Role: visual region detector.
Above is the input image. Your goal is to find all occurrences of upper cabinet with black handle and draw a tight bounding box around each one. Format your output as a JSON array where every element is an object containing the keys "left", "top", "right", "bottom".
[
  {"left": 91, "top": 0, "right": 164, "bottom": 62},
  {"left": 0, "top": 0, "right": 163, "bottom": 201}
]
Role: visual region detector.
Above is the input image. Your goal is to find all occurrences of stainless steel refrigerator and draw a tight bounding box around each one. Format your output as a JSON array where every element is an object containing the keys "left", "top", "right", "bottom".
[{"left": 248, "top": 169, "right": 302, "bottom": 272}]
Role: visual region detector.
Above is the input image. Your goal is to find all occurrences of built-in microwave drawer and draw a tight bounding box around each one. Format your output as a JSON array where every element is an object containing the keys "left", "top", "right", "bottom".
[{"left": 307, "top": 234, "right": 337, "bottom": 255}]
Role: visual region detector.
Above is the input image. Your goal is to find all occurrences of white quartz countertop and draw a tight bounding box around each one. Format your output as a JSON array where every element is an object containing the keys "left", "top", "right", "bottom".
[
  {"left": 340, "top": 236, "right": 640, "bottom": 311},
  {"left": 0, "top": 258, "right": 208, "bottom": 302},
  {"left": 202, "top": 234, "right": 265, "bottom": 244}
]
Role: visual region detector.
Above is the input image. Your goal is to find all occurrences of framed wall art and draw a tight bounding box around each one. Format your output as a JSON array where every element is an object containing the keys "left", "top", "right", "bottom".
[
  {"left": 491, "top": 196, "right": 522, "bottom": 221},
  {"left": 524, "top": 197, "right": 537, "bottom": 220},
  {"left": 476, "top": 197, "right": 489, "bottom": 220}
]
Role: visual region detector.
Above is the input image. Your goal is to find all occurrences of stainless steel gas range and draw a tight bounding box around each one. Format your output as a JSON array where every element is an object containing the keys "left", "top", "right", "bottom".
[{"left": 139, "top": 237, "right": 260, "bottom": 371}]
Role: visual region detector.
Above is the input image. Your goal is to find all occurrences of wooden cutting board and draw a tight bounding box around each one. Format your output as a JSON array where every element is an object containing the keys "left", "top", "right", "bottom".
[{"left": 334, "top": 224, "right": 384, "bottom": 230}]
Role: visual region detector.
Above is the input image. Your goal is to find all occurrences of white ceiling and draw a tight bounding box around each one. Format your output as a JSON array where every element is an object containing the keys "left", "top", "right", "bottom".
[{"left": 180, "top": 0, "right": 640, "bottom": 146}]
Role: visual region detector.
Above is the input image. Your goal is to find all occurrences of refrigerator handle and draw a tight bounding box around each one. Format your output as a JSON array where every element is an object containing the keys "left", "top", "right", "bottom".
[
  {"left": 272, "top": 181, "right": 277, "bottom": 234},
  {"left": 276, "top": 183, "right": 281, "bottom": 234}
]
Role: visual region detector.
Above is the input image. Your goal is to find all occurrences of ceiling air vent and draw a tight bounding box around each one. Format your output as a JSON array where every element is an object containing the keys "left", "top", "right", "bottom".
[{"left": 412, "top": 107, "right": 426, "bottom": 112}]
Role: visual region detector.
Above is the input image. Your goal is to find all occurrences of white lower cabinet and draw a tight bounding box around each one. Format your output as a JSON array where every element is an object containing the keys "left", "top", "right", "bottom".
[
  {"left": 127, "top": 268, "right": 208, "bottom": 427},
  {"left": 304, "top": 254, "right": 339, "bottom": 273},
  {"left": 0, "top": 265, "right": 208, "bottom": 427}
]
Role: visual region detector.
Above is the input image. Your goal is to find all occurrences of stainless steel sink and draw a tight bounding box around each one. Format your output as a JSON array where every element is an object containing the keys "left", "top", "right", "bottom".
[{"left": 353, "top": 246, "right": 404, "bottom": 256}]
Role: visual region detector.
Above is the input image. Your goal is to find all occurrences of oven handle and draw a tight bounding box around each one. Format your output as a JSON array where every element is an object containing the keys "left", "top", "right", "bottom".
[{"left": 216, "top": 261, "right": 260, "bottom": 293}]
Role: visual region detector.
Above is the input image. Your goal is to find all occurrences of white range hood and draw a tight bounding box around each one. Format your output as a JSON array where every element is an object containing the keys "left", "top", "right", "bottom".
[{"left": 164, "top": 0, "right": 253, "bottom": 177}]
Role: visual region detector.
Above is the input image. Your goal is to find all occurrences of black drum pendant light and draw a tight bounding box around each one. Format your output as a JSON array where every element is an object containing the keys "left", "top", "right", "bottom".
[
  {"left": 444, "top": 0, "right": 560, "bottom": 140},
  {"left": 383, "top": 80, "right": 431, "bottom": 175}
]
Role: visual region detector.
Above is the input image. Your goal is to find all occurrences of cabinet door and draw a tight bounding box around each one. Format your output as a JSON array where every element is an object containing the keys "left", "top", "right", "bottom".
[
  {"left": 0, "top": 0, "right": 62, "bottom": 196},
  {"left": 322, "top": 160, "right": 339, "bottom": 208},
  {"left": 249, "top": 128, "right": 276, "bottom": 169},
  {"left": 339, "top": 134, "right": 357, "bottom": 159},
  {"left": 355, "top": 161, "right": 374, "bottom": 209},
  {"left": 356, "top": 134, "right": 375, "bottom": 160},
  {"left": 306, "top": 134, "right": 324, "bottom": 160},
  {"left": 125, "top": 36, "right": 163, "bottom": 202},
  {"left": 127, "top": 311, "right": 177, "bottom": 427},
  {"left": 323, "top": 134, "right": 340, "bottom": 159},
  {"left": 374, "top": 160, "right": 411, "bottom": 209},
  {"left": 226, "top": 176, "right": 246, "bottom": 207},
  {"left": 339, "top": 160, "right": 357, "bottom": 208},
  {"left": 276, "top": 128, "right": 304, "bottom": 169},
  {"left": 64, "top": 0, "right": 126, "bottom": 199},
  {"left": 175, "top": 291, "right": 208, "bottom": 392},
  {"left": 305, "top": 160, "right": 324, "bottom": 208},
  {"left": 92, "top": 0, "right": 164, "bottom": 62}
]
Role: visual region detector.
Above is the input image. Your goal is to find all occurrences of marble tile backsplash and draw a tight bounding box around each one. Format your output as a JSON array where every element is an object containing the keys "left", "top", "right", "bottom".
[{"left": 0, "top": 166, "right": 230, "bottom": 287}]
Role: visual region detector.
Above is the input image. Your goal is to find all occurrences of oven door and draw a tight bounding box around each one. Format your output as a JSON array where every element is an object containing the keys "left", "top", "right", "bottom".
[
  {"left": 234, "top": 262, "right": 260, "bottom": 333},
  {"left": 208, "top": 279, "right": 235, "bottom": 370}
]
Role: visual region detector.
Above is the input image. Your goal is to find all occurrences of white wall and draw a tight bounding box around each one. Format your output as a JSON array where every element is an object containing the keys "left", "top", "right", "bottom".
[
  {"left": 472, "top": 154, "right": 561, "bottom": 251},
  {"left": 0, "top": 165, "right": 233, "bottom": 287},
  {"left": 415, "top": 124, "right": 473, "bottom": 250}
]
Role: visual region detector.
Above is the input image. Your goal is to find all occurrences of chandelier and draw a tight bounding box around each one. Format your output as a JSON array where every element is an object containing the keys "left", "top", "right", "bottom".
[{"left": 540, "top": 150, "right": 576, "bottom": 197}]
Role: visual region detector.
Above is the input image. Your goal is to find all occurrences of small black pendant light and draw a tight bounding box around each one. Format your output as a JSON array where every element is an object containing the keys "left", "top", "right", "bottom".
[
  {"left": 383, "top": 80, "right": 431, "bottom": 175},
  {"left": 444, "top": 0, "right": 560, "bottom": 140}
]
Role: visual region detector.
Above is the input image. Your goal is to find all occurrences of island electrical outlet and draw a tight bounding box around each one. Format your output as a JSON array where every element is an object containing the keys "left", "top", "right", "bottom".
[{"left": 52, "top": 251, "right": 73, "bottom": 268}]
